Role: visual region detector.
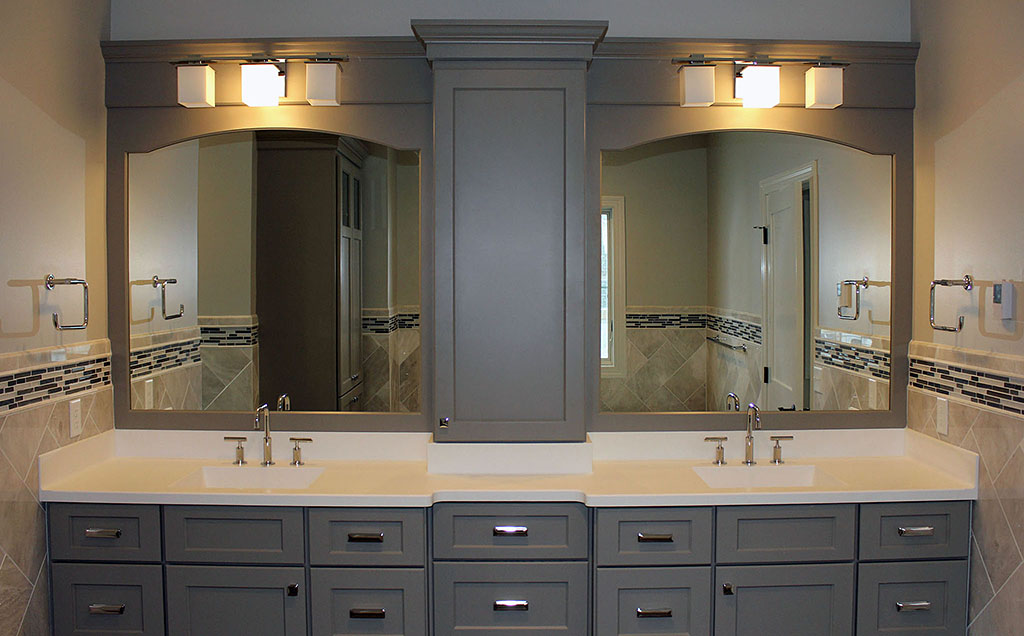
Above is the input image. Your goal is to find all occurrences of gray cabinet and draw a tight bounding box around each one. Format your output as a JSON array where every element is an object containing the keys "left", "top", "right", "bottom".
[
  {"left": 310, "top": 568, "right": 427, "bottom": 635},
  {"left": 164, "top": 505, "right": 305, "bottom": 564},
  {"left": 716, "top": 504, "right": 857, "bottom": 564},
  {"left": 309, "top": 507, "right": 425, "bottom": 567},
  {"left": 166, "top": 565, "right": 307, "bottom": 635},
  {"left": 714, "top": 563, "right": 856, "bottom": 636},
  {"left": 52, "top": 563, "right": 165, "bottom": 636},
  {"left": 49, "top": 503, "right": 161, "bottom": 563},
  {"left": 859, "top": 501, "right": 970, "bottom": 561},
  {"left": 596, "top": 507, "right": 713, "bottom": 566},
  {"left": 857, "top": 561, "right": 968, "bottom": 636},
  {"left": 595, "top": 567, "right": 713, "bottom": 636},
  {"left": 433, "top": 502, "right": 589, "bottom": 560}
]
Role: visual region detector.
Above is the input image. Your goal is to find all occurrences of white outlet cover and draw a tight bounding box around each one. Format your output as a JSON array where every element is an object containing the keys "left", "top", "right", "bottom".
[
  {"left": 144, "top": 379, "right": 154, "bottom": 409},
  {"left": 936, "top": 397, "right": 949, "bottom": 436},
  {"left": 69, "top": 398, "right": 83, "bottom": 437}
]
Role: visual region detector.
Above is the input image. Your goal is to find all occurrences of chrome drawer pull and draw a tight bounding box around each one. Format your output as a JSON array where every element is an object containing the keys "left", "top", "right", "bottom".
[
  {"left": 637, "top": 532, "right": 674, "bottom": 543},
  {"left": 493, "top": 525, "right": 528, "bottom": 537},
  {"left": 350, "top": 608, "right": 386, "bottom": 619},
  {"left": 88, "top": 603, "right": 126, "bottom": 615},
  {"left": 494, "top": 600, "right": 529, "bottom": 611},
  {"left": 897, "top": 526, "right": 935, "bottom": 537},
  {"left": 85, "top": 528, "right": 122, "bottom": 539},
  {"left": 896, "top": 601, "right": 932, "bottom": 612},
  {"left": 637, "top": 607, "right": 673, "bottom": 618},
  {"left": 348, "top": 532, "right": 385, "bottom": 543}
]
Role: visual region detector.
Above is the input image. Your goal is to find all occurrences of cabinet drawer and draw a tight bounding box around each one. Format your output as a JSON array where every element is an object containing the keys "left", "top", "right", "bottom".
[
  {"left": 596, "top": 507, "right": 713, "bottom": 566},
  {"left": 52, "top": 563, "right": 164, "bottom": 636},
  {"left": 309, "top": 508, "right": 425, "bottom": 566},
  {"left": 434, "top": 561, "right": 589, "bottom": 634},
  {"left": 715, "top": 563, "right": 855, "bottom": 636},
  {"left": 311, "top": 568, "right": 426, "bottom": 635},
  {"left": 595, "top": 567, "right": 712, "bottom": 636},
  {"left": 49, "top": 503, "right": 161, "bottom": 562},
  {"left": 859, "top": 502, "right": 970, "bottom": 561},
  {"left": 716, "top": 504, "right": 856, "bottom": 564},
  {"left": 433, "top": 502, "right": 588, "bottom": 560},
  {"left": 164, "top": 505, "right": 305, "bottom": 564},
  {"left": 857, "top": 561, "right": 968, "bottom": 636}
]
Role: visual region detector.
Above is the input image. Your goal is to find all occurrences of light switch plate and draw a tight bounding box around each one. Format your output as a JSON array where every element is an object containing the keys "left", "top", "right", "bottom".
[
  {"left": 936, "top": 396, "right": 949, "bottom": 436},
  {"left": 69, "top": 398, "right": 83, "bottom": 437}
]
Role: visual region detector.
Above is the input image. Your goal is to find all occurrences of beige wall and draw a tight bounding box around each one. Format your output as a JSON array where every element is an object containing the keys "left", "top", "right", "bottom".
[
  {"left": 0, "top": 0, "right": 108, "bottom": 354},
  {"left": 602, "top": 137, "right": 709, "bottom": 308},
  {"left": 198, "top": 133, "right": 256, "bottom": 317}
]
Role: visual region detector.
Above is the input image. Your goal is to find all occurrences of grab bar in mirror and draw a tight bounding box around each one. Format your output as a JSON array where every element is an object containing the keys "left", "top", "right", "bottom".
[
  {"left": 45, "top": 274, "right": 89, "bottom": 331},
  {"left": 152, "top": 276, "right": 184, "bottom": 320},
  {"left": 707, "top": 335, "right": 747, "bottom": 353},
  {"left": 836, "top": 277, "right": 869, "bottom": 320},
  {"left": 930, "top": 275, "right": 973, "bottom": 332}
]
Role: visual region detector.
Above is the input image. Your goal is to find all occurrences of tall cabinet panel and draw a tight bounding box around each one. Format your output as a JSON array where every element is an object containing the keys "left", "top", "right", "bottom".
[{"left": 419, "top": 20, "right": 607, "bottom": 441}]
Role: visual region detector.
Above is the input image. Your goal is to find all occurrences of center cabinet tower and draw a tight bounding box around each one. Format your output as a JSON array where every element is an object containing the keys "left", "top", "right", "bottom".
[{"left": 416, "top": 20, "right": 608, "bottom": 442}]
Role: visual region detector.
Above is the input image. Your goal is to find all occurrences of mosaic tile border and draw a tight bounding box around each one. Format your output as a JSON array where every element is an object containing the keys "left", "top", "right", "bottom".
[
  {"left": 362, "top": 313, "right": 421, "bottom": 334},
  {"left": 909, "top": 356, "right": 1024, "bottom": 416},
  {"left": 200, "top": 325, "right": 259, "bottom": 346},
  {"left": 626, "top": 313, "right": 706, "bottom": 329},
  {"left": 705, "top": 314, "right": 763, "bottom": 345},
  {"left": 815, "top": 339, "right": 891, "bottom": 380},
  {"left": 130, "top": 338, "right": 201, "bottom": 379},
  {"left": 0, "top": 355, "right": 111, "bottom": 414}
]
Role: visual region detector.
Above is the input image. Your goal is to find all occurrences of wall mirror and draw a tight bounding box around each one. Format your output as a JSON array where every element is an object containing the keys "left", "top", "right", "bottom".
[
  {"left": 127, "top": 130, "right": 420, "bottom": 414},
  {"left": 599, "top": 131, "right": 891, "bottom": 414}
]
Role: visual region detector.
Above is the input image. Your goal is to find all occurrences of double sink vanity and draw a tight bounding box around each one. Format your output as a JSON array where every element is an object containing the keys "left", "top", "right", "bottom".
[{"left": 40, "top": 425, "right": 977, "bottom": 635}]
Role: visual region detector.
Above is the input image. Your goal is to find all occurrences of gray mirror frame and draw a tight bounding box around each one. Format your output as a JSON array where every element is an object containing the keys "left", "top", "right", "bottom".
[
  {"left": 585, "top": 110, "right": 912, "bottom": 431},
  {"left": 104, "top": 40, "right": 434, "bottom": 431}
]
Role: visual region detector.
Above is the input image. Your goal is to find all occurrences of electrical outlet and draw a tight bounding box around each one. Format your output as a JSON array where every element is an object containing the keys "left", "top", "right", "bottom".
[
  {"left": 69, "top": 398, "right": 83, "bottom": 437},
  {"left": 868, "top": 378, "right": 878, "bottom": 409},
  {"left": 144, "top": 379, "right": 154, "bottom": 409},
  {"left": 936, "top": 397, "right": 949, "bottom": 436}
]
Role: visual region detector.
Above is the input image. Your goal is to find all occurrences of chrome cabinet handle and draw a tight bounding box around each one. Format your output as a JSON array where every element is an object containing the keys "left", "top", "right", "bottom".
[
  {"left": 350, "top": 608, "right": 386, "bottom": 619},
  {"left": 350, "top": 373, "right": 360, "bottom": 381},
  {"left": 636, "top": 607, "right": 673, "bottom": 618},
  {"left": 898, "top": 526, "right": 935, "bottom": 537},
  {"left": 637, "top": 532, "right": 674, "bottom": 543},
  {"left": 348, "top": 532, "right": 385, "bottom": 543},
  {"left": 88, "top": 603, "right": 125, "bottom": 615},
  {"left": 896, "top": 601, "right": 932, "bottom": 612},
  {"left": 494, "top": 600, "right": 529, "bottom": 611},
  {"left": 85, "top": 528, "right": 122, "bottom": 539},
  {"left": 493, "top": 525, "right": 528, "bottom": 537}
]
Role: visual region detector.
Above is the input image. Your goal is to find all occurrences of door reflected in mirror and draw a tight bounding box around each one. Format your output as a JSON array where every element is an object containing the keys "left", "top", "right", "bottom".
[
  {"left": 599, "top": 132, "right": 891, "bottom": 413},
  {"left": 127, "top": 131, "right": 420, "bottom": 413}
]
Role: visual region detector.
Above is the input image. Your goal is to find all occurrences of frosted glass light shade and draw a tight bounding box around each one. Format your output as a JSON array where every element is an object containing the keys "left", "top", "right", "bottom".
[
  {"left": 241, "top": 63, "right": 285, "bottom": 107},
  {"left": 305, "top": 63, "right": 341, "bottom": 106},
  {"left": 805, "top": 66, "right": 843, "bottom": 109},
  {"left": 177, "top": 65, "right": 215, "bottom": 108},
  {"left": 736, "top": 65, "right": 780, "bottom": 108},
  {"left": 680, "top": 65, "right": 715, "bottom": 107}
]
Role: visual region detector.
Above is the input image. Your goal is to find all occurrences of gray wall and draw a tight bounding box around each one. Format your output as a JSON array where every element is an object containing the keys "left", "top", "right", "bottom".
[{"left": 395, "top": 151, "right": 421, "bottom": 308}]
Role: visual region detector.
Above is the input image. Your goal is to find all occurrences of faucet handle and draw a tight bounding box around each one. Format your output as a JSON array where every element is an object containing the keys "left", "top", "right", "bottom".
[
  {"left": 289, "top": 437, "right": 312, "bottom": 466},
  {"left": 770, "top": 435, "right": 794, "bottom": 464},
  {"left": 224, "top": 436, "right": 247, "bottom": 466},
  {"left": 704, "top": 436, "right": 728, "bottom": 465}
]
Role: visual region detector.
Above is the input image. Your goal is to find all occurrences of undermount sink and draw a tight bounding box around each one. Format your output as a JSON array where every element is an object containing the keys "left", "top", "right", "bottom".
[
  {"left": 693, "top": 464, "right": 844, "bottom": 489},
  {"left": 174, "top": 465, "right": 325, "bottom": 490}
]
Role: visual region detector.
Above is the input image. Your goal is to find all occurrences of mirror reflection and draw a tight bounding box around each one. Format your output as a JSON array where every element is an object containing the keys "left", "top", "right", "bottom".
[
  {"left": 600, "top": 132, "right": 891, "bottom": 413},
  {"left": 128, "top": 131, "right": 420, "bottom": 413}
]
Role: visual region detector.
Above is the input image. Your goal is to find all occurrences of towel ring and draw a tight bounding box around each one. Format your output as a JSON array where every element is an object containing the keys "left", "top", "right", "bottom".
[
  {"left": 45, "top": 274, "right": 89, "bottom": 331},
  {"left": 837, "top": 277, "right": 869, "bottom": 320},
  {"left": 930, "top": 275, "right": 973, "bottom": 332},
  {"left": 152, "top": 276, "right": 184, "bottom": 320}
]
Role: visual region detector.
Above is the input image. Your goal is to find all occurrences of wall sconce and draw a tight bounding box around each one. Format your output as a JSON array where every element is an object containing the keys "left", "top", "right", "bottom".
[
  {"left": 805, "top": 65, "right": 844, "bottom": 109},
  {"left": 679, "top": 64, "right": 716, "bottom": 107},
  {"left": 176, "top": 63, "right": 215, "bottom": 108},
  {"left": 735, "top": 63, "right": 780, "bottom": 108},
  {"left": 305, "top": 61, "right": 342, "bottom": 106},
  {"left": 241, "top": 61, "right": 285, "bottom": 107}
]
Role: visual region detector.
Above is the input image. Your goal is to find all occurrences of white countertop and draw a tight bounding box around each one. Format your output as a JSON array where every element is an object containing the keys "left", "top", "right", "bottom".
[{"left": 39, "top": 428, "right": 978, "bottom": 507}]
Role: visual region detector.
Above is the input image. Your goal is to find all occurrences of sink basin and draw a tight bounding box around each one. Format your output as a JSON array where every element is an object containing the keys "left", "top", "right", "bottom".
[
  {"left": 174, "top": 465, "right": 325, "bottom": 490},
  {"left": 693, "top": 464, "right": 844, "bottom": 489}
]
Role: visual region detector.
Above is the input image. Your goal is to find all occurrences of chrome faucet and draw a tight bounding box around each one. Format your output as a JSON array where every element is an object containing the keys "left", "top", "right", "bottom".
[
  {"left": 744, "top": 403, "right": 761, "bottom": 466},
  {"left": 277, "top": 393, "right": 291, "bottom": 411},
  {"left": 726, "top": 392, "right": 741, "bottom": 412},
  {"left": 255, "top": 403, "right": 273, "bottom": 466}
]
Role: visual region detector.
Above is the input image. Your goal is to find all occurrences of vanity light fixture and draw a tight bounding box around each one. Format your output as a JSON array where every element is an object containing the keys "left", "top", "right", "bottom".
[
  {"left": 679, "top": 63, "right": 716, "bottom": 107},
  {"left": 176, "top": 63, "right": 215, "bottom": 108},
  {"left": 241, "top": 61, "right": 286, "bottom": 107},
  {"left": 805, "top": 65, "right": 844, "bottom": 109},
  {"left": 735, "top": 63, "right": 780, "bottom": 108},
  {"left": 305, "top": 61, "right": 343, "bottom": 106}
]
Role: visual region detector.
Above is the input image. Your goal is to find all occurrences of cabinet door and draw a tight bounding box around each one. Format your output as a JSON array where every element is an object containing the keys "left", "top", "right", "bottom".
[
  {"left": 310, "top": 568, "right": 426, "bottom": 635},
  {"left": 52, "top": 563, "right": 164, "bottom": 636},
  {"left": 595, "top": 567, "right": 712, "bottom": 636},
  {"left": 714, "top": 564, "right": 854, "bottom": 636},
  {"left": 166, "top": 565, "right": 306, "bottom": 636},
  {"left": 433, "top": 67, "right": 586, "bottom": 441}
]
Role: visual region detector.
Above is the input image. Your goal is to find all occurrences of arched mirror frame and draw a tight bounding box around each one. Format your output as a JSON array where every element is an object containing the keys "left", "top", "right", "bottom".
[
  {"left": 585, "top": 108, "right": 913, "bottom": 431},
  {"left": 105, "top": 42, "right": 435, "bottom": 431}
]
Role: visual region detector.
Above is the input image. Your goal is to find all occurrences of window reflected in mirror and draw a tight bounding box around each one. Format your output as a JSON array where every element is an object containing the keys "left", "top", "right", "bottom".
[
  {"left": 127, "top": 131, "right": 420, "bottom": 413},
  {"left": 599, "top": 132, "right": 891, "bottom": 413}
]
